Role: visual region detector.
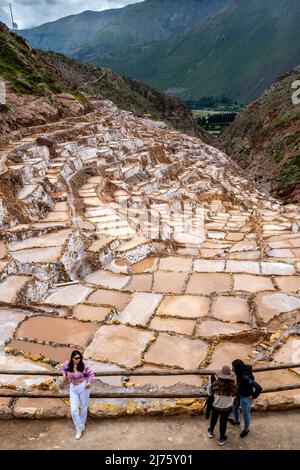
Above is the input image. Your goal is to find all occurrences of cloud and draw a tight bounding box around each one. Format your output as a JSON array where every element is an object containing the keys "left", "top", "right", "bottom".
[
  {"left": 0, "top": 0, "right": 143, "bottom": 29},
  {"left": 0, "top": 7, "right": 11, "bottom": 26}
]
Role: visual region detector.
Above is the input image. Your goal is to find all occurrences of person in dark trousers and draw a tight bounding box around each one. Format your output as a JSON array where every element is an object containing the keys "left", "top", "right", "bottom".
[
  {"left": 231, "top": 359, "right": 262, "bottom": 438},
  {"left": 207, "top": 365, "right": 237, "bottom": 446}
]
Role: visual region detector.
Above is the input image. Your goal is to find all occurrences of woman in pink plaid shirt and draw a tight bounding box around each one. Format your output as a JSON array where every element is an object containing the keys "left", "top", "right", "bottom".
[{"left": 61, "top": 350, "right": 95, "bottom": 440}]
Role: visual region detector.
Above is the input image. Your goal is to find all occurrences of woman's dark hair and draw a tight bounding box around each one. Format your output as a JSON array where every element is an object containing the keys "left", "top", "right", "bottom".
[
  {"left": 67, "top": 350, "right": 84, "bottom": 372},
  {"left": 232, "top": 359, "right": 245, "bottom": 378}
]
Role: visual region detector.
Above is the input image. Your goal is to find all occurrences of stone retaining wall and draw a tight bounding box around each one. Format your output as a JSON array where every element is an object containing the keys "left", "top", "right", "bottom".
[{"left": 1, "top": 393, "right": 300, "bottom": 420}]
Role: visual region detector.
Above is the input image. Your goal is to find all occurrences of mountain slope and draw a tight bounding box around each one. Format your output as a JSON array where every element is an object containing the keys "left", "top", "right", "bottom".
[
  {"left": 0, "top": 22, "right": 204, "bottom": 140},
  {"left": 219, "top": 67, "right": 300, "bottom": 202},
  {"left": 19, "top": 0, "right": 231, "bottom": 56},
  {"left": 41, "top": 51, "right": 207, "bottom": 140},
  {"left": 19, "top": 8, "right": 123, "bottom": 53},
  {"left": 74, "top": 0, "right": 231, "bottom": 59},
  {"left": 81, "top": 0, "right": 300, "bottom": 104}
]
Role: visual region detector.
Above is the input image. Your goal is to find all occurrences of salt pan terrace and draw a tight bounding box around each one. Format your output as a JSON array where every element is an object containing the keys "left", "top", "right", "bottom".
[{"left": 0, "top": 100, "right": 300, "bottom": 418}]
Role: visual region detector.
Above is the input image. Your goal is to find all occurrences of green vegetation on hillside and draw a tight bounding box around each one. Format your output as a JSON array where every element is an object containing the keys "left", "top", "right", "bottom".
[
  {"left": 277, "top": 155, "right": 300, "bottom": 190},
  {"left": 78, "top": 0, "right": 300, "bottom": 104},
  {"left": 185, "top": 97, "right": 242, "bottom": 111},
  {"left": 0, "top": 22, "right": 206, "bottom": 140},
  {"left": 19, "top": 8, "right": 122, "bottom": 53},
  {"left": 0, "top": 29, "right": 66, "bottom": 95},
  {"left": 197, "top": 112, "right": 237, "bottom": 136},
  {"left": 219, "top": 66, "right": 300, "bottom": 202},
  {"left": 0, "top": 103, "right": 11, "bottom": 113},
  {"left": 40, "top": 51, "right": 206, "bottom": 140},
  {"left": 75, "top": 0, "right": 231, "bottom": 61},
  {"left": 20, "top": 0, "right": 231, "bottom": 58}
]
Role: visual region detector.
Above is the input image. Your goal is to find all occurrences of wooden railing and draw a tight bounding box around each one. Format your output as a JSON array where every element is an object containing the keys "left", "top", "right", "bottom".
[{"left": 1, "top": 362, "right": 300, "bottom": 399}]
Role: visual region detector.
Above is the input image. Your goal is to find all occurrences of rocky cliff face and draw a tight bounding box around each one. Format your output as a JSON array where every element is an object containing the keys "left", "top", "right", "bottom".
[
  {"left": 0, "top": 22, "right": 203, "bottom": 140},
  {"left": 219, "top": 67, "right": 300, "bottom": 202},
  {"left": 0, "top": 22, "right": 91, "bottom": 135}
]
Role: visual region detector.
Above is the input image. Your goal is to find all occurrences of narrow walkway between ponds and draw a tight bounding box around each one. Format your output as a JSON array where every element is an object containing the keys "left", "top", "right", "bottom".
[{"left": 1, "top": 411, "right": 300, "bottom": 450}]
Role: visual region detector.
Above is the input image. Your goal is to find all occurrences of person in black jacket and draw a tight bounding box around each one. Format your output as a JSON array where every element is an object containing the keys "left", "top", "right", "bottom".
[{"left": 231, "top": 359, "right": 262, "bottom": 438}]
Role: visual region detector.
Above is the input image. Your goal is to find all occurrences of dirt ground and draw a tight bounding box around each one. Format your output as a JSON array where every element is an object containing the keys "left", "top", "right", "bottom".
[{"left": 0, "top": 411, "right": 300, "bottom": 450}]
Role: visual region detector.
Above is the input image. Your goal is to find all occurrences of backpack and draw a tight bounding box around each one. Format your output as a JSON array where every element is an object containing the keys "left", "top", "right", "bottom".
[{"left": 251, "top": 379, "right": 262, "bottom": 399}]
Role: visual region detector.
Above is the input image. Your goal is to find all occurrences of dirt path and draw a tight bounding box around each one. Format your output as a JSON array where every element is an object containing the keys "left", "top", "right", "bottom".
[{"left": 1, "top": 411, "right": 300, "bottom": 450}]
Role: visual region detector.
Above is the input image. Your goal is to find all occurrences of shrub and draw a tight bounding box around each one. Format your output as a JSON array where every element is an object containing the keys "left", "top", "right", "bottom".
[{"left": 0, "top": 102, "right": 11, "bottom": 113}]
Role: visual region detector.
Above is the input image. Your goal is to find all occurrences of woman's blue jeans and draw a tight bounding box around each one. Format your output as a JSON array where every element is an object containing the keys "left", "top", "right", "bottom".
[{"left": 233, "top": 396, "right": 252, "bottom": 431}]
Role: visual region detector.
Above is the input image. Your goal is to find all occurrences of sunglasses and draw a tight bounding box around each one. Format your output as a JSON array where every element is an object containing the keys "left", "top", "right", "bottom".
[{"left": 73, "top": 357, "right": 81, "bottom": 360}]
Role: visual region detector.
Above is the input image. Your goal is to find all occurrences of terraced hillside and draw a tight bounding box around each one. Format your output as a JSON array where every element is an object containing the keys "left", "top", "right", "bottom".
[{"left": 0, "top": 99, "right": 300, "bottom": 419}]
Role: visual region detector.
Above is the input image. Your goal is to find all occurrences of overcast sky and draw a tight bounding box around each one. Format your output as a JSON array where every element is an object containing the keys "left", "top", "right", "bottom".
[{"left": 0, "top": 0, "right": 142, "bottom": 29}]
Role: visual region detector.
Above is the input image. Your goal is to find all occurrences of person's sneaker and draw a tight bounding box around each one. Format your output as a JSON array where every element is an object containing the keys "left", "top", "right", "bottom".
[
  {"left": 228, "top": 418, "right": 240, "bottom": 426},
  {"left": 75, "top": 429, "right": 82, "bottom": 440},
  {"left": 218, "top": 436, "right": 228, "bottom": 446},
  {"left": 207, "top": 429, "right": 214, "bottom": 439},
  {"left": 240, "top": 430, "right": 250, "bottom": 438}
]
